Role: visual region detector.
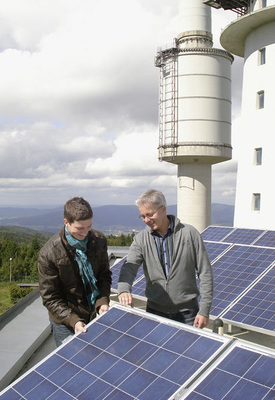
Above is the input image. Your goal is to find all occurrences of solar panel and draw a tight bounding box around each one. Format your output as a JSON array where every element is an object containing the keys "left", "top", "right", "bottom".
[
  {"left": 221, "top": 265, "right": 275, "bottom": 333},
  {"left": 0, "top": 305, "right": 231, "bottom": 400},
  {"left": 201, "top": 226, "right": 235, "bottom": 242},
  {"left": 253, "top": 230, "right": 275, "bottom": 248},
  {"left": 110, "top": 257, "right": 144, "bottom": 293},
  {"left": 201, "top": 226, "right": 275, "bottom": 247},
  {"left": 204, "top": 241, "right": 231, "bottom": 263},
  {"left": 222, "top": 228, "right": 265, "bottom": 245},
  {"left": 182, "top": 341, "right": 275, "bottom": 400},
  {"left": 210, "top": 245, "right": 275, "bottom": 318},
  {"left": 110, "top": 256, "right": 127, "bottom": 292}
]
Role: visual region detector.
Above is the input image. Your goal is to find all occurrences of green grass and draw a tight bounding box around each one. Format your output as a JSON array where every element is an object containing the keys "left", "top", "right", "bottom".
[{"left": 0, "top": 282, "right": 36, "bottom": 315}]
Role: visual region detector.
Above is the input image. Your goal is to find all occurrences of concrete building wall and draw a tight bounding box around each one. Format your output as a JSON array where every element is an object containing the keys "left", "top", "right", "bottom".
[
  {"left": 229, "top": 5, "right": 275, "bottom": 229},
  {"left": 249, "top": 0, "right": 275, "bottom": 12}
]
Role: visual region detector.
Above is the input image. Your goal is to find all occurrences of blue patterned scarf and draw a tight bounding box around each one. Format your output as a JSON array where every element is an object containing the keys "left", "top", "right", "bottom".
[{"left": 65, "top": 227, "right": 100, "bottom": 313}]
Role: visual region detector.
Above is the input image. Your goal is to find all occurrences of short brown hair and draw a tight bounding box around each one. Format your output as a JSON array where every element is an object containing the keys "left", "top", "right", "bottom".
[{"left": 64, "top": 197, "right": 93, "bottom": 223}]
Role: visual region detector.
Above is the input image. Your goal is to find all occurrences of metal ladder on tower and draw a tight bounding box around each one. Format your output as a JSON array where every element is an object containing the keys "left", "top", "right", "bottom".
[{"left": 157, "top": 47, "right": 178, "bottom": 161}]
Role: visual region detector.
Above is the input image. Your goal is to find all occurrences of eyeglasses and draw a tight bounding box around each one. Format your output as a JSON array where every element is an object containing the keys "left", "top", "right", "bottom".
[{"left": 138, "top": 205, "right": 163, "bottom": 220}]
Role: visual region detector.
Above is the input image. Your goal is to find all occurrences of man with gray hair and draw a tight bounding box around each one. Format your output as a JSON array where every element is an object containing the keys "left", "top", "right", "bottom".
[{"left": 118, "top": 189, "right": 213, "bottom": 328}]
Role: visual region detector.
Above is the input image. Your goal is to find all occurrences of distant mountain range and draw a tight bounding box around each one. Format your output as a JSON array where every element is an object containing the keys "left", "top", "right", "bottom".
[
  {"left": 0, "top": 225, "right": 50, "bottom": 244},
  {"left": 0, "top": 204, "right": 234, "bottom": 235}
]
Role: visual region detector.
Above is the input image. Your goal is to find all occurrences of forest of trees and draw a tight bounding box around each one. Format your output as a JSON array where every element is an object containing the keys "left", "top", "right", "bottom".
[
  {"left": 106, "top": 233, "right": 134, "bottom": 247},
  {"left": 0, "top": 228, "right": 134, "bottom": 283},
  {"left": 0, "top": 236, "right": 43, "bottom": 282}
]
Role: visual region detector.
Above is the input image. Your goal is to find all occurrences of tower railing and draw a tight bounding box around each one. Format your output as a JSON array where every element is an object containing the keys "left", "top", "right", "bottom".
[{"left": 203, "top": 0, "right": 249, "bottom": 15}]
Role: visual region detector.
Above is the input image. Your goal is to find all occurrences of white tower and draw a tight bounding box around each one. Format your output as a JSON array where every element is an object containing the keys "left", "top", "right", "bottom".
[
  {"left": 213, "top": 0, "right": 275, "bottom": 229},
  {"left": 155, "top": 0, "right": 233, "bottom": 232}
]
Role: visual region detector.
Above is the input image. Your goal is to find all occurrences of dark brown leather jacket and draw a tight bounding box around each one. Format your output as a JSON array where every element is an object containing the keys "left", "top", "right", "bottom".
[{"left": 38, "top": 226, "right": 112, "bottom": 328}]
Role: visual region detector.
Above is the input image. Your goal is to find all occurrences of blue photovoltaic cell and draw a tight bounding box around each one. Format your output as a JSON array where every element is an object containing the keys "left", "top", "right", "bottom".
[
  {"left": 183, "top": 342, "right": 275, "bottom": 400},
  {"left": 111, "top": 257, "right": 144, "bottom": 292},
  {"left": 110, "top": 256, "right": 127, "bottom": 291},
  {"left": 132, "top": 275, "right": 146, "bottom": 297},
  {"left": 201, "top": 226, "right": 234, "bottom": 242},
  {"left": 222, "top": 265, "right": 275, "bottom": 332},
  {"left": 203, "top": 241, "right": 231, "bottom": 263},
  {"left": 132, "top": 265, "right": 144, "bottom": 282},
  {"left": 222, "top": 228, "right": 265, "bottom": 245},
  {"left": 210, "top": 244, "right": 275, "bottom": 317},
  {"left": 0, "top": 306, "right": 229, "bottom": 400},
  {"left": 253, "top": 230, "right": 275, "bottom": 248}
]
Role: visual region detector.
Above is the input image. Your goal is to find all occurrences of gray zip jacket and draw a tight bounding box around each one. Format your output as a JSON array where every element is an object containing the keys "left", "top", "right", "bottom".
[{"left": 118, "top": 217, "right": 213, "bottom": 317}]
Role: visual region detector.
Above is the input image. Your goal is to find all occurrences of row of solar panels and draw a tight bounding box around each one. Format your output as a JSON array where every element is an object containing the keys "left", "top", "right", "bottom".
[
  {"left": 110, "top": 226, "right": 275, "bottom": 335},
  {"left": 1, "top": 305, "right": 274, "bottom": 400},
  {"left": 201, "top": 226, "right": 275, "bottom": 247}
]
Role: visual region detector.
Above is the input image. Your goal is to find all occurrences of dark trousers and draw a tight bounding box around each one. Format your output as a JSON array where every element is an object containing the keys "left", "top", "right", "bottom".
[{"left": 146, "top": 305, "right": 199, "bottom": 326}]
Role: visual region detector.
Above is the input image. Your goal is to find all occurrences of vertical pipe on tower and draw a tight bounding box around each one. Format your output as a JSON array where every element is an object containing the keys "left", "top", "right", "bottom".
[{"left": 178, "top": 0, "right": 211, "bottom": 35}]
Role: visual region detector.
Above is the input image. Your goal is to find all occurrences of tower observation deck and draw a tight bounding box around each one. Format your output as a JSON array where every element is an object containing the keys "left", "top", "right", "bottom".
[{"left": 203, "top": 0, "right": 249, "bottom": 15}]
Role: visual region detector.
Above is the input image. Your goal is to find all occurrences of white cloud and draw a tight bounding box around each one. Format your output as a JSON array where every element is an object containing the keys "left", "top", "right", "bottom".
[
  {"left": 86, "top": 129, "right": 174, "bottom": 176},
  {"left": 0, "top": 0, "right": 241, "bottom": 207}
]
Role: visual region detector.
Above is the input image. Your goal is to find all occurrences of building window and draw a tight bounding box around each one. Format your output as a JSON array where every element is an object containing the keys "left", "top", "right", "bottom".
[
  {"left": 255, "top": 148, "right": 262, "bottom": 165},
  {"left": 257, "top": 91, "right": 264, "bottom": 109},
  {"left": 253, "top": 193, "right": 261, "bottom": 211},
  {"left": 258, "top": 48, "right": 266, "bottom": 65},
  {"left": 261, "top": 0, "right": 267, "bottom": 8}
]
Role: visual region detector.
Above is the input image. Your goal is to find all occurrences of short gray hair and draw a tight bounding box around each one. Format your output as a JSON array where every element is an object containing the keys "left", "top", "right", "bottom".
[{"left": 135, "top": 189, "right": 167, "bottom": 208}]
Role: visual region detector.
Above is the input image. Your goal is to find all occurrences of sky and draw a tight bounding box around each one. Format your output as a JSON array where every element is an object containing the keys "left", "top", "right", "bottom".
[{"left": 0, "top": 0, "right": 243, "bottom": 208}]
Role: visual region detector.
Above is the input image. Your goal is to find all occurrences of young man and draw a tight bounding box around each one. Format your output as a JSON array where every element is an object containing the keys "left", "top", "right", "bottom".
[
  {"left": 38, "top": 197, "right": 112, "bottom": 346},
  {"left": 118, "top": 189, "right": 213, "bottom": 328}
]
